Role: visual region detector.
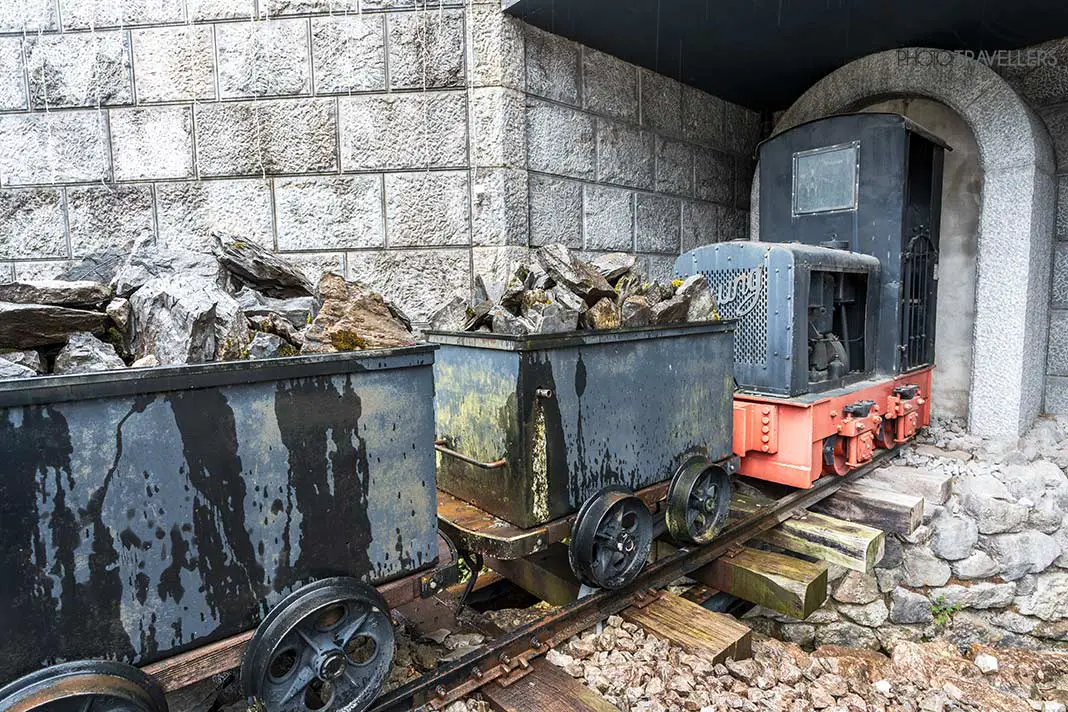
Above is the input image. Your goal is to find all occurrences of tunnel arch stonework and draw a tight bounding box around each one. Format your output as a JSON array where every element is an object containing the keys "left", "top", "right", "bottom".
[{"left": 751, "top": 48, "right": 1057, "bottom": 439}]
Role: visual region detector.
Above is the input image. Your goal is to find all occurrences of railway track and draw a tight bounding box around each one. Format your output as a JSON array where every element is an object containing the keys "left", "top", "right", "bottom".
[{"left": 371, "top": 446, "right": 899, "bottom": 712}]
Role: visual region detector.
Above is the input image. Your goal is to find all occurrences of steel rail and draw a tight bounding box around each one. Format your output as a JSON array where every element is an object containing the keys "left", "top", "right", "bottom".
[{"left": 371, "top": 447, "right": 898, "bottom": 712}]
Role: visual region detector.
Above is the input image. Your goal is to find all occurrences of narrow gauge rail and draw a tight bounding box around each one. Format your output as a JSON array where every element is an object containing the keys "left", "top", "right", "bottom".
[{"left": 372, "top": 446, "right": 898, "bottom": 712}]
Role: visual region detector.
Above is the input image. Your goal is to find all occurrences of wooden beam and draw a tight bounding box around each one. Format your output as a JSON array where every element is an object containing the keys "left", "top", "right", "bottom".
[
  {"left": 810, "top": 482, "right": 923, "bottom": 536},
  {"left": 690, "top": 546, "right": 828, "bottom": 620},
  {"left": 620, "top": 591, "right": 751, "bottom": 663},
  {"left": 485, "top": 543, "right": 581, "bottom": 606},
  {"left": 483, "top": 658, "right": 619, "bottom": 712},
  {"left": 860, "top": 465, "right": 952, "bottom": 505},
  {"left": 732, "top": 494, "right": 885, "bottom": 574}
]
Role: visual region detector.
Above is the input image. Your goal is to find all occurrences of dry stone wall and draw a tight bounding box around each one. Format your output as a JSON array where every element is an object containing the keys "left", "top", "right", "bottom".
[
  {"left": 747, "top": 417, "right": 1068, "bottom": 654},
  {"left": 0, "top": 0, "right": 760, "bottom": 320}
]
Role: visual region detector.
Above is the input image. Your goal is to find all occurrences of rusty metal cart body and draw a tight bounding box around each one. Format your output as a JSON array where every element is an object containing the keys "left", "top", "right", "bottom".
[
  {"left": 429, "top": 323, "right": 737, "bottom": 591},
  {"left": 0, "top": 347, "right": 452, "bottom": 712}
]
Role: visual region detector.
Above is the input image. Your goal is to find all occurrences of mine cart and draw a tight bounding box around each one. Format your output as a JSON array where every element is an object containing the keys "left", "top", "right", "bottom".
[
  {"left": 430, "top": 323, "right": 737, "bottom": 591},
  {"left": 0, "top": 347, "right": 454, "bottom": 712}
]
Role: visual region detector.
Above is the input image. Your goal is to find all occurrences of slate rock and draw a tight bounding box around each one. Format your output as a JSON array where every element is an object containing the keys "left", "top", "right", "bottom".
[
  {"left": 0, "top": 302, "right": 109, "bottom": 349},
  {"left": 235, "top": 287, "right": 318, "bottom": 328},
  {"left": 584, "top": 297, "right": 620, "bottom": 330},
  {"left": 525, "top": 300, "right": 578, "bottom": 334},
  {"left": 247, "top": 332, "right": 287, "bottom": 360},
  {"left": 650, "top": 294, "right": 689, "bottom": 324},
  {"left": 619, "top": 295, "right": 653, "bottom": 327},
  {"left": 112, "top": 245, "right": 228, "bottom": 297},
  {"left": 488, "top": 305, "right": 531, "bottom": 336},
  {"left": 549, "top": 284, "right": 587, "bottom": 316},
  {"left": 53, "top": 332, "right": 125, "bottom": 374},
  {"left": 106, "top": 297, "right": 131, "bottom": 332},
  {"left": 534, "top": 244, "right": 615, "bottom": 306},
  {"left": 303, "top": 273, "right": 417, "bottom": 352},
  {"left": 589, "top": 252, "right": 636, "bottom": 285},
  {"left": 130, "top": 277, "right": 251, "bottom": 364},
  {"left": 930, "top": 513, "right": 979, "bottom": 561},
  {"left": 58, "top": 246, "right": 130, "bottom": 283},
  {"left": 213, "top": 235, "right": 315, "bottom": 298},
  {"left": 982, "top": 530, "right": 1061, "bottom": 581},
  {"left": 248, "top": 313, "right": 301, "bottom": 348},
  {"left": 0, "top": 349, "right": 43, "bottom": 373},
  {"left": 0, "top": 280, "right": 113, "bottom": 307},
  {"left": 427, "top": 295, "right": 469, "bottom": 332},
  {"left": 0, "top": 359, "right": 36, "bottom": 378},
  {"left": 675, "top": 273, "right": 717, "bottom": 321},
  {"left": 889, "top": 587, "right": 934, "bottom": 624}
]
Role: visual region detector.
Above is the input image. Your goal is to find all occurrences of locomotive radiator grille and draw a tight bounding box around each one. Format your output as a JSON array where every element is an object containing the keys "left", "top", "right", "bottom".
[{"left": 701, "top": 268, "right": 768, "bottom": 367}]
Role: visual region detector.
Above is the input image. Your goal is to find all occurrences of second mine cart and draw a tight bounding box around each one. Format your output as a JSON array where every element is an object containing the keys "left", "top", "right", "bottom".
[{"left": 430, "top": 322, "right": 736, "bottom": 590}]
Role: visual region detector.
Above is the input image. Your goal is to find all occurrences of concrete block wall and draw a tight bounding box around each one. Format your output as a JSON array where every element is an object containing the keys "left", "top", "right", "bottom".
[
  {"left": 0, "top": 0, "right": 760, "bottom": 319},
  {"left": 998, "top": 40, "right": 1068, "bottom": 414}
]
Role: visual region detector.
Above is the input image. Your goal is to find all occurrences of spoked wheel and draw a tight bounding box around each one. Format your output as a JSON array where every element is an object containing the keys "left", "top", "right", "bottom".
[
  {"left": 822, "top": 435, "right": 848, "bottom": 476},
  {"left": 241, "top": 578, "right": 394, "bottom": 712},
  {"left": 877, "top": 419, "right": 896, "bottom": 449},
  {"left": 568, "top": 486, "right": 653, "bottom": 590},
  {"left": 0, "top": 661, "right": 167, "bottom": 712},
  {"left": 665, "top": 461, "right": 732, "bottom": 545}
]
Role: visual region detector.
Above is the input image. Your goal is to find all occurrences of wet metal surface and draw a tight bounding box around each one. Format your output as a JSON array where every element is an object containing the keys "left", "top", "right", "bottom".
[
  {"left": 430, "top": 324, "right": 735, "bottom": 529},
  {"left": 0, "top": 348, "right": 438, "bottom": 682}
]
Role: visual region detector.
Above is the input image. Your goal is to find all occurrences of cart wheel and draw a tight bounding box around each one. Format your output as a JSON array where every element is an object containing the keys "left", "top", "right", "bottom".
[
  {"left": 568, "top": 486, "right": 653, "bottom": 590},
  {"left": 0, "top": 661, "right": 167, "bottom": 712},
  {"left": 241, "top": 578, "right": 395, "bottom": 712},
  {"left": 665, "top": 461, "right": 732, "bottom": 545},
  {"left": 822, "top": 435, "right": 848, "bottom": 476},
  {"left": 877, "top": 419, "right": 896, "bottom": 449}
]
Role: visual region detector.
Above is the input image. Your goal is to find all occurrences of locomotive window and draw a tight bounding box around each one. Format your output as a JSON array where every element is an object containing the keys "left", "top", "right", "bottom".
[{"left": 792, "top": 142, "right": 859, "bottom": 215}]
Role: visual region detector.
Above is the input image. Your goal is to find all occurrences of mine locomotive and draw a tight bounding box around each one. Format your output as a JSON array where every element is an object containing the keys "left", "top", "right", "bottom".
[{"left": 677, "top": 112, "right": 947, "bottom": 487}]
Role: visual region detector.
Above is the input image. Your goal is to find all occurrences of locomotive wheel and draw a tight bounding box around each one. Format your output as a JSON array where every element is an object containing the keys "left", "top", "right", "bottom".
[
  {"left": 665, "top": 461, "right": 732, "bottom": 545},
  {"left": 822, "top": 435, "right": 848, "bottom": 476},
  {"left": 241, "top": 578, "right": 394, "bottom": 712},
  {"left": 0, "top": 661, "right": 167, "bottom": 712},
  {"left": 568, "top": 486, "right": 653, "bottom": 590},
  {"left": 877, "top": 419, "right": 897, "bottom": 449}
]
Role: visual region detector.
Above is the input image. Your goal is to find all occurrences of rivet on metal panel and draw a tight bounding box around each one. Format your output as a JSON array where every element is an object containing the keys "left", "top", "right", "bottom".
[
  {"left": 761, "top": 426, "right": 769, "bottom": 434},
  {"left": 761, "top": 435, "right": 769, "bottom": 443},
  {"left": 830, "top": 410, "right": 838, "bottom": 418},
  {"left": 762, "top": 445, "right": 769, "bottom": 452},
  {"left": 761, "top": 417, "right": 769, "bottom": 424},
  {"left": 762, "top": 408, "right": 770, "bottom": 415}
]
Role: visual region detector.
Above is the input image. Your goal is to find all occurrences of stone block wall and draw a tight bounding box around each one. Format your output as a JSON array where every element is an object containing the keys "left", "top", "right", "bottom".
[
  {"left": 0, "top": 0, "right": 760, "bottom": 320},
  {"left": 997, "top": 40, "right": 1068, "bottom": 414},
  {"left": 746, "top": 418, "right": 1068, "bottom": 653}
]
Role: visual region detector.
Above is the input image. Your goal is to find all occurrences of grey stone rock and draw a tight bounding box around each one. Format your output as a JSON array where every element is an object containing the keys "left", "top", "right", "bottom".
[
  {"left": 387, "top": 9, "right": 465, "bottom": 89},
  {"left": 524, "top": 26, "right": 580, "bottom": 105},
  {"left": 583, "top": 184, "right": 633, "bottom": 251},
  {"left": 311, "top": 15, "right": 385, "bottom": 94},
  {"left": 246, "top": 332, "right": 286, "bottom": 360},
  {"left": 0, "top": 359, "right": 36, "bottom": 379},
  {"left": 837, "top": 599, "right": 890, "bottom": 627},
  {"left": 779, "top": 623, "right": 815, "bottom": 648},
  {"left": 23, "top": 32, "right": 131, "bottom": 109},
  {"left": 590, "top": 253, "right": 636, "bottom": 285},
  {"left": 549, "top": 285, "right": 587, "bottom": 319},
  {"left": 0, "top": 112, "right": 109, "bottom": 186},
  {"left": 655, "top": 137, "right": 693, "bottom": 197},
  {"left": 982, "top": 530, "right": 1061, "bottom": 580},
  {"left": 889, "top": 587, "right": 933, "bottom": 625},
  {"left": 1028, "top": 494, "right": 1064, "bottom": 534},
  {"left": 275, "top": 176, "right": 383, "bottom": 251},
  {"left": 385, "top": 172, "right": 471, "bottom": 247},
  {"left": 427, "top": 296, "right": 468, "bottom": 332},
  {"left": 635, "top": 194, "right": 681, "bottom": 253},
  {"left": 596, "top": 119, "right": 654, "bottom": 190},
  {"left": 156, "top": 180, "right": 274, "bottom": 252},
  {"left": 526, "top": 300, "right": 580, "bottom": 334},
  {"left": 534, "top": 244, "right": 615, "bottom": 306},
  {"left": 66, "top": 185, "right": 155, "bottom": 258},
  {"left": 583, "top": 297, "right": 620, "bottom": 330},
  {"left": 130, "top": 276, "right": 250, "bottom": 364},
  {"left": 927, "top": 582, "right": 1016, "bottom": 610},
  {"left": 0, "top": 280, "right": 112, "bottom": 307},
  {"left": 814, "top": 621, "right": 881, "bottom": 650},
  {"left": 106, "top": 298, "right": 131, "bottom": 333},
  {"left": 213, "top": 236, "right": 315, "bottom": 298},
  {"left": 1015, "top": 571, "right": 1068, "bottom": 621},
  {"left": 902, "top": 546, "right": 952, "bottom": 587},
  {"left": 111, "top": 245, "right": 227, "bottom": 297},
  {"left": 488, "top": 305, "right": 531, "bottom": 336},
  {"left": 216, "top": 18, "right": 310, "bottom": 98},
  {"left": 529, "top": 174, "right": 583, "bottom": 248},
  {"left": 0, "top": 303, "right": 108, "bottom": 349},
  {"left": 1017, "top": 573, "right": 1039, "bottom": 596},
  {"left": 340, "top": 92, "right": 468, "bottom": 170},
  {"left": 196, "top": 100, "right": 336, "bottom": 177},
  {"left": 130, "top": 354, "right": 158, "bottom": 369},
  {"left": 526, "top": 99, "right": 595, "bottom": 180},
  {"left": 952, "top": 550, "right": 1002, "bottom": 580},
  {"left": 53, "top": 332, "right": 125, "bottom": 374},
  {"left": 650, "top": 295, "right": 689, "bottom": 325},
  {"left": 929, "top": 512, "right": 979, "bottom": 560},
  {"left": 831, "top": 571, "right": 882, "bottom": 605},
  {"left": 582, "top": 48, "right": 638, "bottom": 123},
  {"left": 960, "top": 487, "right": 1030, "bottom": 534},
  {"left": 131, "top": 26, "right": 216, "bottom": 103},
  {"left": 941, "top": 612, "right": 1005, "bottom": 650},
  {"left": 998, "top": 463, "right": 1054, "bottom": 502},
  {"left": 676, "top": 274, "right": 717, "bottom": 322},
  {"left": 879, "top": 533, "right": 904, "bottom": 568},
  {"left": 0, "top": 349, "right": 42, "bottom": 373},
  {"left": 235, "top": 288, "right": 318, "bottom": 329},
  {"left": 989, "top": 609, "right": 1037, "bottom": 634}
]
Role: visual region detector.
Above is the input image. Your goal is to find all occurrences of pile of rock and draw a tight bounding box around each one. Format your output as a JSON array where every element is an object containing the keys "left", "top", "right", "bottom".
[
  {"left": 534, "top": 619, "right": 1068, "bottom": 712},
  {"left": 428, "top": 244, "right": 717, "bottom": 335},
  {"left": 0, "top": 237, "right": 415, "bottom": 378}
]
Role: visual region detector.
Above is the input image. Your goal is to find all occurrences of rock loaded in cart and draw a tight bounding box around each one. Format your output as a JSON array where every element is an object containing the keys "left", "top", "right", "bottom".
[
  {"left": 428, "top": 244, "right": 720, "bottom": 335},
  {"left": 0, "top": 236, "right": 415, "bottom": 378}
]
